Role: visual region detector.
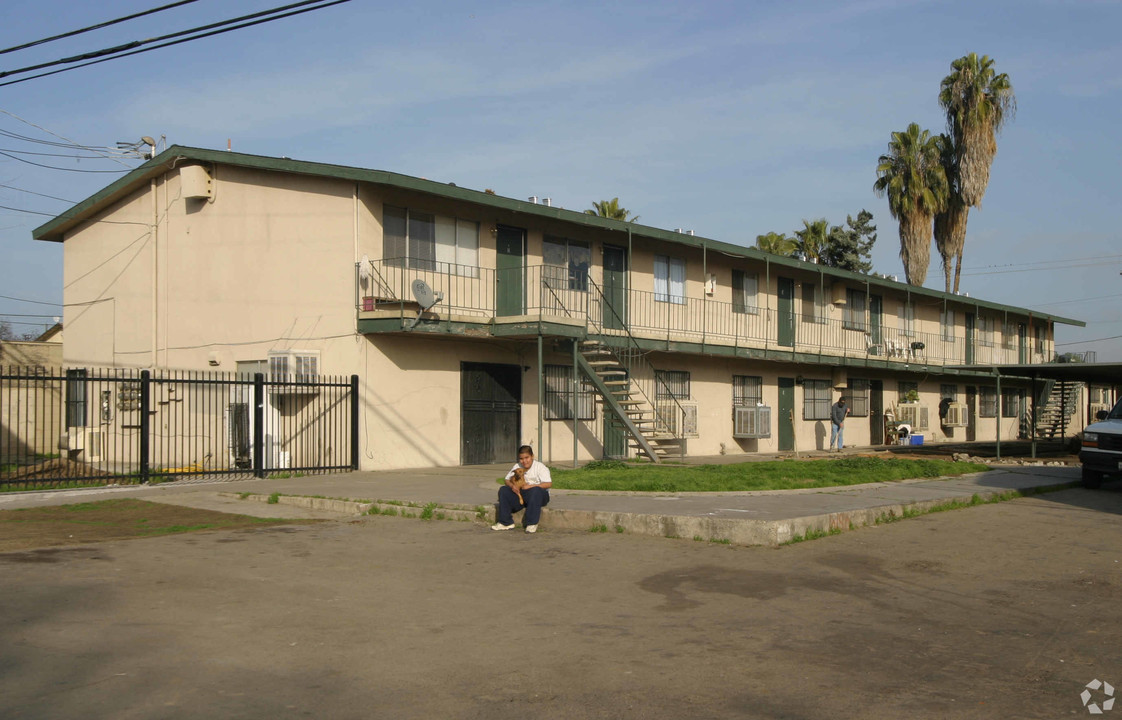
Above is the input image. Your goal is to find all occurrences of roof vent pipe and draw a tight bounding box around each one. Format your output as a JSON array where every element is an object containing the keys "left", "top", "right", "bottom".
[
  {"left": 686, "top": 230, "right": 695, "bottom": 236},
  {"left": 674, "top": 228, "right": 683, "bottom": 233},
  {"left": 542, "top": 198, "right": 551, "bottom": 207},
  {"left": 528, "top": 196, "right": 538, "bottom": 204}
]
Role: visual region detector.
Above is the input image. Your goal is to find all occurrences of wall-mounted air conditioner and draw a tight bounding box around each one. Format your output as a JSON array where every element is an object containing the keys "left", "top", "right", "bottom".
[
  {"left": 1090, "top": 403, "right": 1110, "bottom": 420},
  {"left": 63, "top": 428, "right": 104, "bottom": 461},
  {"left": 733, "top": 405, "right": 772, "bottom": 439},
  {"left": 942, "top": 402, "right": 968, "bottom": 428},
  {"left": 896, "top": 403, "right": 930, "bottom": 430},
  {"left": 655, "top": 401, "right": 699, "bottom": 438}
]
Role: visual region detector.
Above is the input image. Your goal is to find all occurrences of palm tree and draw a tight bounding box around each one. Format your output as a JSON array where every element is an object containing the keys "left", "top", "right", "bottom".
[
  {"left": 933, "top": 133, "right": 969, "bottom": 294},
  {"left": 585, "top": 198, "right": 638, "bottom": 222},
  {"left": 939, "top": 53, "right": 1015, "bottom": 293},
  {"left": 794, "top": 219, "right": 830, "bottom": 263},
  {"left": 755, "top": 231, "right": 797, "bottom": 257},
  {"left": 873, "top": 123, "right": 948, "bottom": 286}
]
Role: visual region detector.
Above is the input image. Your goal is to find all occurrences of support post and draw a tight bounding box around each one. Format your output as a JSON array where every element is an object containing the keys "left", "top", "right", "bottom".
[
  {"left": 995, "top": 372, "right": 1002, "bottom": 461},
  {"left": 350, "top": 374, "right": 360, "bottom": 470},
  {"left": 537, "top": 335, "right": 543, "bottom": 458},
  {"left": 254, "top": 372, "right": 265, "bottom": 478},
  {"left": 1031, "top": 372, "right": 1038, "bottom": 459},
  {"left": 572, "top": 340, "right": 579, "bottom": 468},
  {"left": 139, "top": 369, "right": 151, "bottom": 484}
]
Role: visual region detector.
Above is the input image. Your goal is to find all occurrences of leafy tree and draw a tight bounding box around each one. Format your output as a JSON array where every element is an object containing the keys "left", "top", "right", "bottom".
[
  {"left": 585, "top": 198, "right": 638, "bottom": 222},
  {"left": 822, "top": 210, "right": 877, "bottom": 273},
  {"left": 0, "top": 321, "right": 11, "bottom": 341},
  {"left": 755, "top": 231, "right": 797, "bottom": 257},
  {"left": 873, "top": 123, "right": 948, "bottom": 286},
  {"left": 938, "top": 53, "right": 1015, "bottom": 293},
  {"left": 933, "top": 133, "right": 969, "bottom": 294},
  {"left": 794, "top": 219, "right": 830, "bottom": 264}
]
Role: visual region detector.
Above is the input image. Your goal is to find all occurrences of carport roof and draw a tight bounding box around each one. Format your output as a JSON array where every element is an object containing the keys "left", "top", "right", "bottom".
[{"left": 948, "top": 362, "right": 1122, "bottom": 385}]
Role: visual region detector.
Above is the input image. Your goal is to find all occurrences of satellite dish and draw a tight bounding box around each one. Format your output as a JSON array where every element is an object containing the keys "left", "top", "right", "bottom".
[{"left": 408, "top": 279, "right": 443, "bottom": 329}]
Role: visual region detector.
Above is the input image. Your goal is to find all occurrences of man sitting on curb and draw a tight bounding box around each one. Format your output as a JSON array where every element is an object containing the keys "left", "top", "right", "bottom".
[{"left": 492, "top": 445, "right": 552, "bottom": 534}]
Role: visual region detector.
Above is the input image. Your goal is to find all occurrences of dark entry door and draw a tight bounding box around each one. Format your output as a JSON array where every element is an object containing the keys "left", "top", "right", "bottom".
[
  {"left": 870, "top": 295, "right": 883, "bottom": 350},
  {"left": 966, "top": 386, "right": 977, "bottom": 442},
  {"left": 778, "top": 377, "right": 795, "bottom": 451},
  {"left": 602, "top": 245, "right": 628, "bottom": 330},
  {"left": 870, "top": 379, "right": 884, "bottom": 444},
  {"left": 461, "top": 362, "right": 521, "bottom": 465},
  {"left": 777, "top": 278, "right": 795, "bottom": 348},
  {"left": 496, "top": 226, "right": 525, "bottom": 317},
  {"left": 965, "top": 313, "right": 975, "bottom": 365}
]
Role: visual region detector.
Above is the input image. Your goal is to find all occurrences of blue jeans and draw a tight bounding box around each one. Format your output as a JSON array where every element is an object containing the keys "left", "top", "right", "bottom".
[
  {"left": 497, "top": 485, "right": 550, "bottom": 526},
  {"left": 830, "top": 423, "right": 844, "bottom": 450}
]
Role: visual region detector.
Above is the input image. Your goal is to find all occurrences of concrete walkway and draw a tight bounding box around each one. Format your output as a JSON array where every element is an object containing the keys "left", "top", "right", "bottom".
[{"left": 0, "top": 455, "right": 1084, "bottom": 547}]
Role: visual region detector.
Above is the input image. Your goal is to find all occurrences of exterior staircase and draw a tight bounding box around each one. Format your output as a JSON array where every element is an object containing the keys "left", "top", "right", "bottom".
[{"left": 1032, "top": 380, "right": 1083, "bottom": 439}]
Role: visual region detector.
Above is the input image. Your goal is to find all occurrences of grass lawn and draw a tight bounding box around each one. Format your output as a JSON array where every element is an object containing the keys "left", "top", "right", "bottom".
[
  {"left": 0, "top": 498, "right": 315, "bottom": 552},
  {"left": 549, "top": 456, "right": 990, "bottom": 492}
]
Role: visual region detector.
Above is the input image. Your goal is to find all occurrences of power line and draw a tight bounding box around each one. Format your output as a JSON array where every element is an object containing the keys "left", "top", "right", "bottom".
[
  {"left": 0, "top": 1, "right": 200, "bottom": 56},
  {"left": 0, "top": 108, "right": 133, "bottom": 167},
  {"left": 0, "top": 183, "right": 75, "bottom": 203},
  {"left": 0, "top": 0, "right": 352, "bottom": 88},
  {"left": 1030, "top": 293, "right": 1122, "bottom": 308},
  {"left": 0, "top": 313, "right": 58, "bottom": 318},
  {"left": 0, "top": 150, "right": 134, "bottom": 172},
  {"left": 1056, "top": 335, "right": 1122, "bottom": 347},
  {"left": 0, "top": 294, "right": 61, "bottom": 306}
]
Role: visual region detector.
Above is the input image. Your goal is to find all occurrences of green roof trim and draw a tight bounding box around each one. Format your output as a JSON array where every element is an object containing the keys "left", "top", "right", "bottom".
[{"left": 32, "top": 145, "right": 1084, "bottom": 328}]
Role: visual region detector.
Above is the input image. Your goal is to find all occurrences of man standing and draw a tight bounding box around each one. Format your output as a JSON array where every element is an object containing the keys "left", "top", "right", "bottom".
[{"left": 830, "top": 396, "right": 850, "bottom": 451}]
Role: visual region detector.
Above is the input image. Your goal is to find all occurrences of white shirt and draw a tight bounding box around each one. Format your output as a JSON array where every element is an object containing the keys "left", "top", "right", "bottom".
[{"left": 505, "top": 460, "right": 552, "bottom": 487}]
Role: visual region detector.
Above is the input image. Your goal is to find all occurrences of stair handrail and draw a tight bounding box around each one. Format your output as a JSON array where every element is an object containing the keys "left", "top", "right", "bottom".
[{"left": 584, "top": 275, "right": 687, "bottom": 442}]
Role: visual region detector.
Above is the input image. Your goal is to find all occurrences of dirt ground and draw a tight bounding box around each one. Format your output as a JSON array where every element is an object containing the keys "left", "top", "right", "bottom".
[{"left": 2, "top": 485, "right": 1120, "bottom": 719}]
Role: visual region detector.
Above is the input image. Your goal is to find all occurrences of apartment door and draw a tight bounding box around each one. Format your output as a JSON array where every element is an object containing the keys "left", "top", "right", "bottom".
[
  {"left": 777, "top": 278, "right": 795, "bottom": 348},
  {"left": 965, "top": 386, "right": 977, "bottom": 442},
  {"left": 461, "top": 362, "right": 521, "bottom": 465},
  {"left": 495, "top": 226, "right": 525, "bottom": 317},
  {"left": 602, "top": 244, "right": 628, "bottom": 330},
  {"left": 1017, "top": 323, "right": 1028, "bottom": 364},
  {"left": 778, "top": 377, "right": 795, "bottom": 451},
  {"left": 869, "top": 295, "right": 883, "bottom": 351},
  {"left": 870, "top": 379, "right": 884, "bottom": 444},
  {"left": 965, "top": 313, "right": 976, "bottom": 365}
]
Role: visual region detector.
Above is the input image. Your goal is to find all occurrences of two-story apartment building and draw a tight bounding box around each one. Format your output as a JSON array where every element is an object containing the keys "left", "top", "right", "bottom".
[{"left": 33, "top": 146, "right": 1085, "bottom": 469}]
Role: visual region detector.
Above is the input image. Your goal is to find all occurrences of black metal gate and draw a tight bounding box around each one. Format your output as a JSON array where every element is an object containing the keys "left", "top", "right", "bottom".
[
  {"left": 461, "top": 362, "right": 520, "bottom": 465},
  {"left": 1, "top": 366, "right": 359, "bottom": 488}
]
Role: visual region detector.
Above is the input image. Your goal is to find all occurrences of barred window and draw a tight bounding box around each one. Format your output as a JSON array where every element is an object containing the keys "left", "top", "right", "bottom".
[
  {"left": 979, "top": 387, "right": 998, "bottom": 417},
  {"left": 65, "top": 369, "right": 87, "bottom": 427},
  {"left": 733, "top": 375, "right": 763, "bottom": 406},
  {"left": 803, "top": 379, "right": 831, "bottom": 420},
  {"left": 1001, "top": 388, "right": 1022, "bottom": 418},
  {"left": 848, "top": 378, "right": 870, "bottom": 417},
  {"left": 843, "top": 289, "right": 867, "bottom": 331},
  {"left": 544, "top": 365, "right": 595, "bottom": 420},
  {"left": 655, "top": 370, "right": 690, "bottom": 401},
  {"left": 898, "top": 381, "right": 918, "bottom": 402}
]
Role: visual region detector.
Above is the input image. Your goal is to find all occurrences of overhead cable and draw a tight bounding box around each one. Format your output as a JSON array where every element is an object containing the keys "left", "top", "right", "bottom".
[{"left": 0, "top": 1, "right": 200, "bottom": 56}]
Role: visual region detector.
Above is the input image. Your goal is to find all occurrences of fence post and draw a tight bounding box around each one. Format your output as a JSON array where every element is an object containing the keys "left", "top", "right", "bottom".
[
  {"left": 350, "top": 375, "right": 359, "bottom": 470},
  {"left": 139, "top": 369, "right": 151, "bottom": 483},
  {"left": 254, "top": 372, "right": 265, "bottom": 478}
]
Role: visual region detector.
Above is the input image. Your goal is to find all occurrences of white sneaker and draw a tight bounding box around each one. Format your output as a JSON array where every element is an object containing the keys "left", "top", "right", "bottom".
[
  {"left": 525, "top": 525, "right": 538, "bottom": 534},
  {"left": 491, "top": 523, "right": 515, "bottom": 531}
]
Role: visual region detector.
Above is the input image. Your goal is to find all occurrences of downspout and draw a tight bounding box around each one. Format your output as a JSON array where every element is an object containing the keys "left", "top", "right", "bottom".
[
  {"left": 151, "top": 177, "right": 158, "bottom": 368},
  {"left": 572, "top": 340, "right": 578, "bottom": 468},
  {"left": 995, "top": 371, "right": 1002, "bottom": 461},
  {"left": 354, "top": 184, "right": 360, "bottom": 332},
  {"left": 764, "top": 257, "right": 770, "bottom": 354},
  {"left": 537, "top": 336, "right": 543, "bottom": 457},
  {"left": 702, "top": 241, "right": 707, "bottom": 348}
]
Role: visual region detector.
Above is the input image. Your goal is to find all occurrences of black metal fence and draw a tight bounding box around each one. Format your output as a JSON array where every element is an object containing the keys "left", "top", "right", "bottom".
[{"left": 1, "top": 366, "right": 358, "bottom": 489}]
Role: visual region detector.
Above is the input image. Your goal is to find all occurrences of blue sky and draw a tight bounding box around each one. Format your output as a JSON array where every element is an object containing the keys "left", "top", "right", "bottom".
[{"left": 2, "top": 0, "right": 1120, "bottom": 359}]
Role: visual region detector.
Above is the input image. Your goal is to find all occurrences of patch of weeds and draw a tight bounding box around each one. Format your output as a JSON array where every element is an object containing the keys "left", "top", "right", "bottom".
[
  {"left": 238, "top": 492, "right": 251, "bottom": 500},
  {"left": 783, "top": 527, "right": 842, "bottom": 545},
  {"left": 378, "top": 507, "right": 398, "bottom": 517},
  {"left": 693, "top": 535, "right": 705, "bottom": 542},
  {"left": 615, "top": 525, "right": 624, "bottom": 533},
  {"left": 271, "top": 472, "right": 293, "bottom": 480},
  {"left": 581, "top": 459, "right": 630, "bottom": 471},
  {"left": 590, "top": 524, "right": 608, "bottom": 533},
  {"left": 710, "top": 538, "right": 732, "bottom": 545},
  {"left": 419, "top": 502, "right": 437, "bottom": 520},
  {"left": 146, "top": 475, "right": 171, "bottom": 485},
  {"left": 267, "top": 492, "right": 281, "bottom": 505},
  {"left": 475, "top": 505, "right": 487, "bottom": 520}
]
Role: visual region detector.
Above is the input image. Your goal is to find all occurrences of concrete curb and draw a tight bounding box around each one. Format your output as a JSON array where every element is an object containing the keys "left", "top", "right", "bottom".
[
  {"left": 219, "top": 493, "right": 486, "bottom": 523},
  {"left": 217, "top": 492, "right": 373, "bottom": 516}
]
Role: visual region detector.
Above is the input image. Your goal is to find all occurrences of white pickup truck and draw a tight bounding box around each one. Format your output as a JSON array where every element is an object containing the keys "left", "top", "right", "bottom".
[{"left": 1080, "top": 398, "right": 1122, "bottom": 488}]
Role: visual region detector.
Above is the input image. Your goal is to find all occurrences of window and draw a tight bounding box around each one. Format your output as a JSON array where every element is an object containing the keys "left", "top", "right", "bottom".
[
  {"left": 269, "top": 351, "right": 319, "bottom": 383},
  {"left": 898, "top": 381, "right": 918, "bottom": 402},
  {"left": 848, "top": 378, "right": 870, "bottom": 417},
  {"left": 940, "top": 384, "right": 958, "bottom": 401},
  {"left": 65, "top": 369, "right": 87, "bottom": 427},
  {"left": 1002, "top": 388, "right": 1022, "bottom": 418},
  {"left": 383, "top": 205, "right": 479, "bottom": 276},
  {"left": 543, "top": 236, "right": 590, "bottom": 291},
  {"left": 543, "top": 365, "right": 595, "bottom": 420},
  {"left": 654, "top": 255, "right": 686, "bottom": 305},
  {"left": 899, "top": 301, "right": 915, "bottom": 337},
  {"left": 732, "top": 270, "right": 759, "bottom": 315},
  {"left": 979, "top": 387, "right": 998, "bottom": 417},
  {"left": 940, "top": 307, "right": 956, "bottom": 342},
  {"left": 733, "top": 376, "right": 763, "bottom": 406},
  {"left": 843, "top": 289, "right": 867, "bottom": 331},
  {"left": 1002, "top": 321, "right": 1016, "bottom": 350},
  {"left": 979, "top": 316, "right": 996, "bottom": 347},
  {"left": 801, "top": 282, "right": 826, "bottom": 323},
  {"left": 803, "top": 379, "right": 832, "bottom": 420},
  {"left": 1034, "top": 324, "right": 1045, "bottom": 354},
  {"left": 655, "top": 370, "right": 690, "bottom": 401}
]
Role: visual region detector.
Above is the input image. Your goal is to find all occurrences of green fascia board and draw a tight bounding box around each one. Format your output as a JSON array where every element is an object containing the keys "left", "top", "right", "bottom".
[{"left": 34, "top": 145, "right": 1083, "bottom": 329}]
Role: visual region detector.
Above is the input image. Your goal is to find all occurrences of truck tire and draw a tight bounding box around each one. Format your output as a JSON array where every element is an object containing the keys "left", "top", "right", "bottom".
[{"left": 1082, "top": 467, "right": 1104, "bottom": 489}]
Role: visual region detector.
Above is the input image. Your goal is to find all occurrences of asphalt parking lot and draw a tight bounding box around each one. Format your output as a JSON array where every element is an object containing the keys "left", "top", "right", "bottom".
[{"left": 2, "top": 478, "right": 1121, "bottom": 719}]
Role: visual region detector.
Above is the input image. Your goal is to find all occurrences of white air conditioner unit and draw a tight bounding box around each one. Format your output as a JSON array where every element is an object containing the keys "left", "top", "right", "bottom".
[
  {"left": 64, "top": 428, "right": 104, "bottom": 461},
  {"left": 733, "top": 405, "right": 772, "bottom": 439},
  {"left": 1090, "top": 403, "right": 1109, "bottom": 419},
  {"left": 896, "top": 403, "right": 930, "bottom": 430},
  {"left": 942, "top": 402, "right": 968, "bottom": 428},
  {"left": 655, "top": 401, "right": 699, "bottom": 438},
  {"left": 268, "top": 350, "right": 320, "bottom": 395}
]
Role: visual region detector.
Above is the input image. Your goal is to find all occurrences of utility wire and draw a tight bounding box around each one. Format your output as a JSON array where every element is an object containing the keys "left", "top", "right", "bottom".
[
  {"left": 0, "top": 150, "right": 133, "bottom": 172},
  {"left": 0, "top": 0, "right": 350, "bottom": 84},
  {"left": 0, "top": 1, "right": 200, "bottom": 56},
  {"left": 0, "top": 108, "right": 133, "bottom": 167},
  {"left": 0, "top": 146, "right": 119, "bottom": 160},
  {"left": 1056, "top": 335, "right": 1122, "bottom": 347},
  {"left": 0, "top": 293, "right": 62, "bottom": 306},
  {"left": 0, "top": 183, "right": 74, "bottom": 203}
]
